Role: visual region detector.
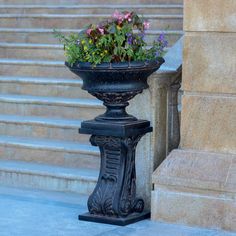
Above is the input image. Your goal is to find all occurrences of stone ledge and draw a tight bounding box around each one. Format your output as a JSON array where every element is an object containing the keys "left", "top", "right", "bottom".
[
  {"left": 152, "top": 149, "right": 236, "bottom": 195},
  {"left": 151, "top": 149, "right": 236, "bottom": 231}
]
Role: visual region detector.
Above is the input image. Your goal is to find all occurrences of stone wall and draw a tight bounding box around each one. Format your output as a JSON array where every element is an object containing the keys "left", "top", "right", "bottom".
[{"left": 152, "top": 0, "right": 236, "bottom": 231}]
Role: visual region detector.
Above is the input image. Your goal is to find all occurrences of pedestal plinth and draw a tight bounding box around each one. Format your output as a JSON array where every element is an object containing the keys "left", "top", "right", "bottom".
[{"left": 79, "top": 119, "right": 152, "bottom": 226}]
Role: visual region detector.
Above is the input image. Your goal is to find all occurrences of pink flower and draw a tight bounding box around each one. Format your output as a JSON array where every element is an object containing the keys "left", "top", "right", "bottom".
[
  {"left": 86, "top": 28, "right": 92, "bottom": 35},
  {"left": 112, "top": 10, "right": 124, "bottom": 23},
  {"left": 112, "top": 10, "right": 120, "bottom": 19},
  {"left": 98, "top": 27, "right": 104, "bottom": 35},
  {"left": 124, "top": 12, "right": 132, "bottom": 22},
  {"left": 143, "top": 21, "right": 150, "bottom": 30}
]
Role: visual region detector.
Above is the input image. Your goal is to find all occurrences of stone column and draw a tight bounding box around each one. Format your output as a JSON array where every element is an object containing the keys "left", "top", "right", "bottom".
[
  {"left": 152, "top": 0, "right": 236, "bottom": 232},
  {"left": 128, "top": 72, "right": 168, "bottom": 210}
]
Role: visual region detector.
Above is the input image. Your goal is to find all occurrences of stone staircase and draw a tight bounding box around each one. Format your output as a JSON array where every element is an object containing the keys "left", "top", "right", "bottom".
[{"left": 0, "top": 0, "right": 183, "bottom": 195}]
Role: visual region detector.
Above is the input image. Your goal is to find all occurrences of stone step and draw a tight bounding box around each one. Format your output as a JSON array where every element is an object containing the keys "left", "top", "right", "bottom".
[
  {"left": 0, "top": 4, "right": 183, "bottom": 14},
  {"left": 0, "top": 114, "right": 90, "bottom": 143},
  {"left": 0, "top": 0, "right": 183, "bottom": 5},
  {"left": 0, "top": 14, "right": 183, "bottom": 30},
  {"left": 0, "top": 29, "right": 183, "bottom": 46},
  {"left": 0, "top": 135, "right": 100, "bottom": 169},
  {"left": 0, "top": 94, "right": 104, "bottom": 120},
  {"left": 0, "top": 43, "right": 64, "bottom": 60},
  {"left": 0, "top": 160, "right": 98, "bottom": 194},
  {"left": 0, "top": 76, "right": 93, "bottom": 99},
  {"left": 0, "top": 58, "right": 76, "bottom": 78}
]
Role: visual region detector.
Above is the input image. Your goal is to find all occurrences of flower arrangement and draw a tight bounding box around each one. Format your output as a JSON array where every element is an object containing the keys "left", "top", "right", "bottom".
[{"left": 55, "top": 10, "right": 168, "bottom": 66}]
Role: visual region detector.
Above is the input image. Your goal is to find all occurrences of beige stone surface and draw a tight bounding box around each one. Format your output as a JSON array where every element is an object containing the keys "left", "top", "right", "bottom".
[
  {"left": 225, "top": 161, "right": 236, "bottom": 192},
  {"left": 184, "top": 0, "right": 236, "bottom": 32},
  {"left": 183, "top": 33, "right": 236, "bottom": 94},
  {"left": 153, "top": 149, "right": 236, "bottom": 193},
  {"left": 151, "top": 187, "right": 236, "bottom": 231},
  {"left": 180, "top": 94, "right": 236, "bottom": 154},
  {"left": 151, "top": 149, "right": 236, "bottom": 231}
]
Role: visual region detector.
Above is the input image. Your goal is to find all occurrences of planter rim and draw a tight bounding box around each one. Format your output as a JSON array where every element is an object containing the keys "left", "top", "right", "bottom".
[{"left": 65, "top": 58, "right": 165, "bottom": 72}]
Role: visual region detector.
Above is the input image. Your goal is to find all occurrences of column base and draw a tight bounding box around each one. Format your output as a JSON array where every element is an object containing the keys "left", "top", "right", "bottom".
[
  {"left": 79, "top": 211, "right": 150, "bottom": 226},
  {"left": 151, "top": 149, "right": 236, "bottom": 232}
]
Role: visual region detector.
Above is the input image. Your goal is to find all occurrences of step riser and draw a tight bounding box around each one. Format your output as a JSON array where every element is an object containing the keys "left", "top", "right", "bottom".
[
  {"left": 0, "top": 122, "right": 90, "bottom": 143},
  {"left": 0, "top": 31, "right": 58, "bottom": 44},
  {"left": 0, "top": 169, "right": 97, "bottom": 194},
  {"left": 0, "top": 64, "right": 75, "bottom": 78},
  {"left": 0, "top": 0, "right": 183, "bottom": 4},
  {"left": 0, "top": 102, "right": 104, "bottom": 120},
  {"left": 0, "top": 32, "right": 182, "bottom": 46},
  {"left": 0, "top": 47, "right": 65, "bottom": 60},
  {"left": 0, "top": 17, "right": 183, "bottom": 30},
  {"left": 0, "top": 7, "right": 183, "bottom": 15},
  {"left": 0, "top": 81, "right": 93, "bottom": 99},
  {"left": 0, "top": 145, "right": 99, "bottom": 169}
]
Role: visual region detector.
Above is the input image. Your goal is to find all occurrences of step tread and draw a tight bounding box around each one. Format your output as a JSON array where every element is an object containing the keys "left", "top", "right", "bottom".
[
  {"left": 0, "top": 4, "right": 183, "bottom": 9},
  {"left": 0, "top": 114, "right": 82, "bottom": 128},
  {"left": 0, "top": 93, "right": 102, "bottom": 107},
  {"left": 0, "top": 76, "right": 82, "bottom": 85},
  {"left": 0, "top": 27, "right": 183, "bottom": 34},
  {"left": 0, "top": 13, "right": 183, "bottom": 18},
  {"left": 0, "top": 135, "right": 99, "bottom": 154},
  {"left": 0, "top": 159, "right": 99, "bottom": 180}
]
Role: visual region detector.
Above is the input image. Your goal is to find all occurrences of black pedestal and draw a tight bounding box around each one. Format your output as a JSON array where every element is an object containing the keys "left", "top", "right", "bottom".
[{"left": 79, "top": 119, "right": 152, "bottom": 226}]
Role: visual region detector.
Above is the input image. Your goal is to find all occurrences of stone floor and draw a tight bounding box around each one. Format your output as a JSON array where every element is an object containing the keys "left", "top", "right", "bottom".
[{"left": 0, "top": 186, "right": 235, "bottom": 236}]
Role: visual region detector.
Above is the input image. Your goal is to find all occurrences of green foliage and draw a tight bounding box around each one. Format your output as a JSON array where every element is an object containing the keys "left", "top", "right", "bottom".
[{"left": 54, "top": 11, "right": 168, "bottom": 66}]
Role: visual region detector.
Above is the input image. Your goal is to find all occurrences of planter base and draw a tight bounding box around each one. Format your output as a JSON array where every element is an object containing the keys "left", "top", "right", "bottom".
[
  {"left": 79, "top": 211, "right": 150, "bottom": 226},
  {"left": 79, "top": 119, "right": 152, "bottom": 225},
  {"left": 79, "top": 119, "right": 152, "bottom": 137}
]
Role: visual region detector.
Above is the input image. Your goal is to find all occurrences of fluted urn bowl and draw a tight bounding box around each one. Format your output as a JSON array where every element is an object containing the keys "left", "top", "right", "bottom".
[{"left": 65, "top": 59, "right": 164, "bottom": 122}]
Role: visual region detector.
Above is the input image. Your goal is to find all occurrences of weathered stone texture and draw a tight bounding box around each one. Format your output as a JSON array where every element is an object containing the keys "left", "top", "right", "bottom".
[
  {"left": 180, "top": 94, "right": 236, "bottom": 154},
  {"left": 128, "top": 72, "right": 168, "bottom": 209},
  {"left": 152, "top": 0, "right": 236, "bottom": 232},
  {"left": 153, "top": 149, "right": 236, "bottom": 193},
  {"left": 152, "top": 149, "right": 236, "bottom": 231},
  {"left": 184, "top": 0, "right": 236, "bottom": 32},
  {"left": 151, "top": 188, "right": 236, "bottom": 231},
  {"left": 183, "top": 33, "right": 236, "bottom": 94}
]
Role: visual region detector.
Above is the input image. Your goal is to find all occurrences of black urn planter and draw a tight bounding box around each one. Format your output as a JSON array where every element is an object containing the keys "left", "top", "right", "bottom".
[{"left": 65, "top": 59, "right": 164, "bottom": 226}]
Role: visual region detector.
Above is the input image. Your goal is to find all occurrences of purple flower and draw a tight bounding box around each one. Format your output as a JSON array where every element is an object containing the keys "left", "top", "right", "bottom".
[
  {"left": 157, "top": 33, "right": 168, "bottom": 48},
  {"left": 155, "top": 51, "right": 160, "bottom": 58},
  {"left": 138, "top": 32, "right": 145, "bottom": 40},
  {"left": 126, "top": 33, "right": 133, "bottom": 45}
]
